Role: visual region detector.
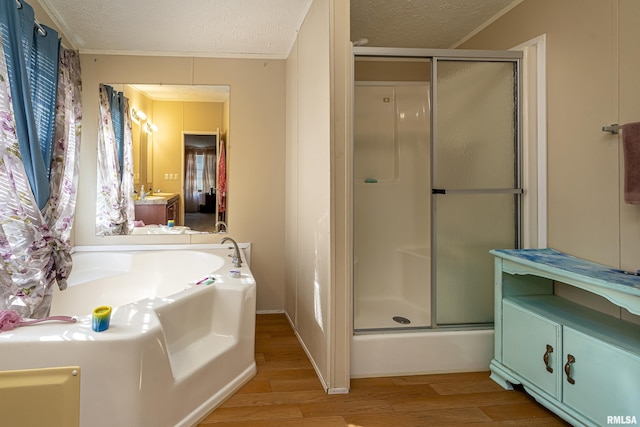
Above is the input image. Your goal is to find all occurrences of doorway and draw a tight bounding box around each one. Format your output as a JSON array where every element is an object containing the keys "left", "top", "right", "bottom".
[{"left": 183, "top": 131, "right": 219, "bottom": 232}]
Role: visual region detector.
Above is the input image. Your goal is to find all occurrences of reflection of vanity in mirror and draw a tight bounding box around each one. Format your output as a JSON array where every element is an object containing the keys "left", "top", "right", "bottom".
[{"left": 98, "top": 84, "right": 230, "bottom": 235}]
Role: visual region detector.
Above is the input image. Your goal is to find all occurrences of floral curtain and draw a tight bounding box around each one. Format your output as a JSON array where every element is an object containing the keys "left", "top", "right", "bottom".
[
  {"left": 0, "top": 36, "right": 82, "bottom": 318},
  {"left": 217, "top": 141, "right": 226, "bottom": 214},
  {"left": 202, "top": 147, "right": 216, "bottom": 196},
  {"left": 95, "top": 84, "right": 134, "bottom": 235}
]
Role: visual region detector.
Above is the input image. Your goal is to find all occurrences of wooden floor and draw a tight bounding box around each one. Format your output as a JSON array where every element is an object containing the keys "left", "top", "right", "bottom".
[
  {"left": 198, "top": 314, "right": 569, "bottom": 426},
  {"left": 183, "top": 212, "right": 217, "bottom": 232}
]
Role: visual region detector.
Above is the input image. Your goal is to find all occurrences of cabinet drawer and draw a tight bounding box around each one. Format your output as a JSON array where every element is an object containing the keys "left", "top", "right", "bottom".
[
  {"left": 503, "top": 300, "right": 561, "bottom": 398},
  {"left": 562, "top": 327, "right": 640, "bottom": 425}
]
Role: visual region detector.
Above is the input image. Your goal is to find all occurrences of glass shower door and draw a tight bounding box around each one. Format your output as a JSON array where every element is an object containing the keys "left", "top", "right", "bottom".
[{"left": 432, "top": 59, "right": 521, "bottom": 326}]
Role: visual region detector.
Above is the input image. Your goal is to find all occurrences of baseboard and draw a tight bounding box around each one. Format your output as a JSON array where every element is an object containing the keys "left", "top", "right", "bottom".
[
  {"left": 255, "top": 309, "right": 285, "bottom": 314},
  {"left": 283, "top": 312, "right": 330, "bottom": 393}
]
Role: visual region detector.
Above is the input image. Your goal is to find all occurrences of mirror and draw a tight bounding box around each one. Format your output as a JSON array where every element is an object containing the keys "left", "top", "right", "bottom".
[{"left": 97, "top": 84, "right": 230, "bottom": 235}]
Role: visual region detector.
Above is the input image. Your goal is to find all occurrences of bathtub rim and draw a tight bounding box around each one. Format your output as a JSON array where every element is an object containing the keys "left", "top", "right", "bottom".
[
  {"left": 72, "top": 242, "right": 252, "bottom": 266},
  {"left": 3, "top": 243, "right": 254, "bottom": 342}
]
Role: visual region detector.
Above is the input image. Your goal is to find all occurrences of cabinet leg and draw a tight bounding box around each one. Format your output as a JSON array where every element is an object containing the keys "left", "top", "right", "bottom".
[{"left": 489, "top": 360, "right": 516, "bottom": 390}]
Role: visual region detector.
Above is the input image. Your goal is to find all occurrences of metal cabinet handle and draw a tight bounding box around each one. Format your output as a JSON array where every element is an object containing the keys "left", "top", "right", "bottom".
[
  {"left": 543, "top": 344, "right": 554, "bottom": 373},
  {"left": 564, "top": 354, "right": 575, "bottom": 384}
]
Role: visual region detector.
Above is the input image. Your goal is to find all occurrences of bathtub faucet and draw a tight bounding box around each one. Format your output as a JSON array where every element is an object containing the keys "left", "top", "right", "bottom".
[{"left": 220, "top": 237, "right": 242, "bottom": 268}]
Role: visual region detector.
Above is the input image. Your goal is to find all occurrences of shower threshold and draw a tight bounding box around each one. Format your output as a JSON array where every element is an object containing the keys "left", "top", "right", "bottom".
[{"left": 354, "top": 322, "right": 493, "bottom": 335}]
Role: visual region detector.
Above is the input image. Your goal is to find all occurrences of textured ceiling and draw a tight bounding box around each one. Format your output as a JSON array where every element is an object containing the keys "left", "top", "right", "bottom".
[
  {"left": 351, "top": 0, "right": 520, "bottom": 49},
  {"left": 37, "top": 0, "right": 520, "bottom": 58},
  {"left": 37, "top": 0, "right": 313, "bottom": 58}
]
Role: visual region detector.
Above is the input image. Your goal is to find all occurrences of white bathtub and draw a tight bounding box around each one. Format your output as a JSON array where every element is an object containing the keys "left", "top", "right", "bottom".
[{"left": 0, "top": 245, "right": 256, "bottom": 427}]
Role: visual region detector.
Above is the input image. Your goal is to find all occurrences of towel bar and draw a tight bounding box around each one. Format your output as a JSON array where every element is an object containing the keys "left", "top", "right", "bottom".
[{"left": 602, "top": 124, "right": 621, "bottom": 134}]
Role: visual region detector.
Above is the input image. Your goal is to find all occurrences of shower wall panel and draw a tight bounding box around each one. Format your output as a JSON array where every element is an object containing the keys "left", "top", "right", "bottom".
[{"left": 353, "top": 83, "right": 430, "bottom": 328}]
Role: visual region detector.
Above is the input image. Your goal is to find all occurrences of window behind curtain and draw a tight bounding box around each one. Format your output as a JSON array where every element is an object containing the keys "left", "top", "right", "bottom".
[{"left": 196, "top": 153, "right": 204, "bottom": 191}]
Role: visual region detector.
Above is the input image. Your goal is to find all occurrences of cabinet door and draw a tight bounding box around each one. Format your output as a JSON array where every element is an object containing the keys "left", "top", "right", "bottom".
[
  {"left": 562, "top": 327, "right": 640, "bottom": 426},
  {"left": 134, "top": 204, "right": 167, "bottom": 225},
  {"left": 167, "top": 200, "right": 177, "bottom": 221},
  {"left": 502, "top": 300, "right": 561, "bottom": 398}
]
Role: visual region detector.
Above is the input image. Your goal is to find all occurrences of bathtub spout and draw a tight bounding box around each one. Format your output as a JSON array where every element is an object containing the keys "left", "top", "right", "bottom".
[{"left": 220, "top": 237, "right": 242, "bottom": 267}]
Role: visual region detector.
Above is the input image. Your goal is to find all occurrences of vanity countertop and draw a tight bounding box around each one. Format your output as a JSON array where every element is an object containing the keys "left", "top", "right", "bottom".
[{"left": 134, "top": 193, "right": 179, "bottom": 205}]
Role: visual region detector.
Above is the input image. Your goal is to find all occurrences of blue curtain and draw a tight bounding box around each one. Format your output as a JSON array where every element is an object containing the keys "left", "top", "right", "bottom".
[{"left": 0, "top": 0, "right": 60, "bottom": 210}]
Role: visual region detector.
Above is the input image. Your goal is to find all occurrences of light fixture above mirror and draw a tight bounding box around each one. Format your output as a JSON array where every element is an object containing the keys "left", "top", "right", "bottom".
[
  {"left": 145, "top": 122, "right": 158, "bottom": 133},
  {"left": 131, "top": 108, "right": 146, "bottom": 123}
]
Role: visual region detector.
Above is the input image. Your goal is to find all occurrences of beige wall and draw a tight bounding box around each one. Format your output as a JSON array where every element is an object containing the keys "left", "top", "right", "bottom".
[
  {"left": 618, "top": 0, "right": 640, "bottom": 274},
  {"left": 152, "top": 101, "right": 183, "bottom": 196},
  {"left": 328, "top": 0, "right": 352, "bottom": 391},
  {"left": 460, "top": 0, "right": 621, "bottom": 267},
  {"left": 285, "top": 0, "right": 351, "bottom": 391},
  {"left": 76, "top": 55, "right": 287, "bottom": 311},
  {"left": 151, "top": 100, "right": 224, "bottom": 219},
  {"left": 354, "top": 59, "right": 430, "bottom": 81},
  {"left": 462, "top": 0, "right": 640, "bottom": 323}
]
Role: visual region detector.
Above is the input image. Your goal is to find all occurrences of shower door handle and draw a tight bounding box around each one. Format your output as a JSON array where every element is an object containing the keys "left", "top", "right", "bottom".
[{"left": 432, "top": 188, "right": 523, "bottom": 195}]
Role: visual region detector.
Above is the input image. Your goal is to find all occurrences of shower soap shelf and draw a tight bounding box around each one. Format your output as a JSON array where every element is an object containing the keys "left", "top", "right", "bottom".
[{"left": 489, "top": 248, "right": 640, "bottom": 427}]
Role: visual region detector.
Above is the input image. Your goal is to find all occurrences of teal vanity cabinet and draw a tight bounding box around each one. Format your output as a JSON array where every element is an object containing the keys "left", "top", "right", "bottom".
[{"left": 490, "top": 249, "right": 640, "bottom": 427}]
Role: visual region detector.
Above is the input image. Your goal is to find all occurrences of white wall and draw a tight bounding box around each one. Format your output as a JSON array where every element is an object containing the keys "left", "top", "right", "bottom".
[
  {"left": 284, "top": 0, "right": 332, "bottom": 387},
  {"left": 283, "top": 0, "right": 351, "bottom": 393},
  {"left": 285, "top": 39, "right": 299, "bottom": 325}
]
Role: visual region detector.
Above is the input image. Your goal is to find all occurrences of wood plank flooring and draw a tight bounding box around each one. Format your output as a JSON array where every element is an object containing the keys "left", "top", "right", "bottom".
[{"left": 198, "top": 314, "right": 569, "bottom": 426}]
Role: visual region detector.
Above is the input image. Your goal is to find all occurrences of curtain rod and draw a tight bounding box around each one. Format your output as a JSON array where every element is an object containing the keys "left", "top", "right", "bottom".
[{"left": 15, "top": 0, "right": 48, "bottom": 37}]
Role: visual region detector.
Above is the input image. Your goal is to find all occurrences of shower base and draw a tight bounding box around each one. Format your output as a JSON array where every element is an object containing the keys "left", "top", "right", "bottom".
[
  {"left": 351, "top": 328, "right": 494, "bottom": 378},
  {"left": 354, "top": 296, "right": 430, "bottom": 330}
]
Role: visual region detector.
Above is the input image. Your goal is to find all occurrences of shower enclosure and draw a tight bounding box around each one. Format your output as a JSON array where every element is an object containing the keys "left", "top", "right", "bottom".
[{"left": 352, "top": 48, "right": 522, "bottom": 373}]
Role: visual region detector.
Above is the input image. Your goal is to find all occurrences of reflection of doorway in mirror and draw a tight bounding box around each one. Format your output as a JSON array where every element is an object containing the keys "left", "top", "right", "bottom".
[{"left": 184, "top": 131, "right": 219, "bottom": 232}]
